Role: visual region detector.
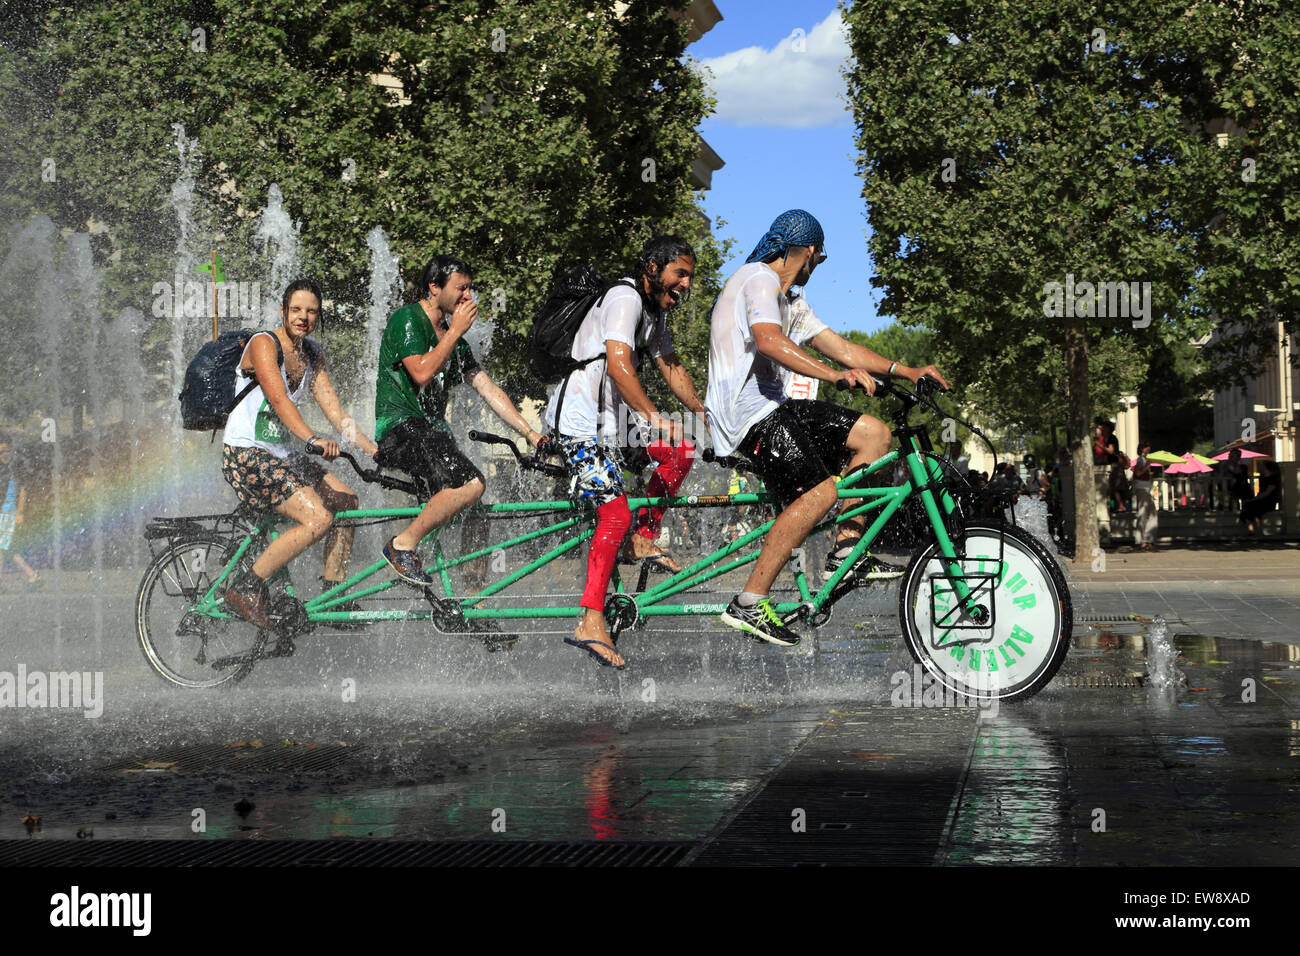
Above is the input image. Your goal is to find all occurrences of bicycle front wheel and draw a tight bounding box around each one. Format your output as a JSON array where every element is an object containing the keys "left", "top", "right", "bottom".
[
  {"left": 135, "top": 534, "right": 266, "bottom": 688},
  {"left": 898, "top": 523, "right": 1071, "bottom": 702}
]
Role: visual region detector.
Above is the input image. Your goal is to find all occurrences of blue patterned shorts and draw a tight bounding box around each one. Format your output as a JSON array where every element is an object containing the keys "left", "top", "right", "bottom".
[{"left": 559, "top": 437, "right": 627, "bottom": 506}]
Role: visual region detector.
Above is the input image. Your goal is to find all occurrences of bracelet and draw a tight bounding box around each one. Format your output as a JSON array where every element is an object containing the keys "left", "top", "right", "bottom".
[{"left": 888, "top": 362, "right": 898, "bottom": 376}]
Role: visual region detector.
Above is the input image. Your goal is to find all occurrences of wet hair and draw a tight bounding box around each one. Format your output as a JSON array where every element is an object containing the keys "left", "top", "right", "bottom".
[
  {"left": 420, "top": 255, "right": 473, "bottom": 295},
  {"left": 632, "top": 235, "right": 695, "bottom": 307},
  {"left": 634, "top": 235, "right": 695, "bottom": 281},
  {"left": 281, "top": 278, "right": 323, "bottom": 314}
]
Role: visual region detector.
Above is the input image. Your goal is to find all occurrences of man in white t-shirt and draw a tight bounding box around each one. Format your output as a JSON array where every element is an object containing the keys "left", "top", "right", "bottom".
[
  {"left": 545, "top": 235, "right": 707, "bottom": 669},
  {"left": 706, "top": 209, "right": 949, "bottom": 646}
]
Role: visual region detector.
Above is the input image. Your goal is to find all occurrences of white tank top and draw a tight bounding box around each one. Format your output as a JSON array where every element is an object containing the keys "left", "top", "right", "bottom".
[{"left": 223, "top": 331, "right": 317, "bottom": 459}]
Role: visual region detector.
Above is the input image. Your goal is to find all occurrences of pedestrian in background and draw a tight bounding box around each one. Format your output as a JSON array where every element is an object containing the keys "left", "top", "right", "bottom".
[
  {"left": 1240, "top": 460, "right": 1281, "bottom": 535},
  {"left": 0, "top": 433, "right": 40, "bottom": 585},
  {"left": 1132, "top": 440, "right": 1157, "bottom": 551}
]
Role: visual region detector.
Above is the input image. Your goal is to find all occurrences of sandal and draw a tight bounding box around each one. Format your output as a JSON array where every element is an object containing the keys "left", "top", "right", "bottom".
[{"left": 564, "top": 637, "right": 625, "bottom": 670}]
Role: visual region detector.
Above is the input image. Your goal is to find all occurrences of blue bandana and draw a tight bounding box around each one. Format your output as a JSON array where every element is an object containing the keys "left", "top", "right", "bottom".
[{"left": 745, "top": 209, "right": 825, "bottom": 264}]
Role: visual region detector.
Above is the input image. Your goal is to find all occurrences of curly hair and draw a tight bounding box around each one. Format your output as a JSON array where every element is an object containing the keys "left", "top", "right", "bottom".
[{"left": 631, "top": 235, "right": 694, "bottom": 307}]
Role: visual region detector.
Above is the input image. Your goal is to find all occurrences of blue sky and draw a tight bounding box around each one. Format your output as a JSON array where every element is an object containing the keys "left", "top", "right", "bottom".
[{"left": 691, "top": 1, "right": 889, "bottom": 334}]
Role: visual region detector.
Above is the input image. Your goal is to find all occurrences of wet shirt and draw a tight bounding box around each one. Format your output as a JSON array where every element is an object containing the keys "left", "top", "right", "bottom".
[
  {"left": 705, "top": 262, "right": 790, "bottom": 456},
  {"left": 376, "top": 302, "right": 481, "bottom": 441},
  {"left": 543, "top": 282, "right": 672, "bottom": 440},
  {"left": 781, "top": 293, "right": 828, "bottom": 401},
  {"left": 224, "top": 331, "right": 318, "bottom": 460}
]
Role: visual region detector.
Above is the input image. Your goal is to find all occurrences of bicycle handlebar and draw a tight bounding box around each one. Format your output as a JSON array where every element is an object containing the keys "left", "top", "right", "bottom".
[
  {"left": 467, "top": 430, "right": 568, "bottom": 479},
  {"left": 831, "top": 373, "right": 945, "bottom": 405},
  {"left": 304, "top": 442, "right": 420, "bottom": 496}
]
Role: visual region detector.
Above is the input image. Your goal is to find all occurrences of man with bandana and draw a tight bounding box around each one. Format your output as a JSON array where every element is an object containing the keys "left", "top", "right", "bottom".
[{"left": 707, "top": 209, "right": 949, "bottom": 646}]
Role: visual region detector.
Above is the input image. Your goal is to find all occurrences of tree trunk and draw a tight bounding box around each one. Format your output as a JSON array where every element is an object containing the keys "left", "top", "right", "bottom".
[{"left": 1067, "top": 325, "right": 1098, "bottom": 568}]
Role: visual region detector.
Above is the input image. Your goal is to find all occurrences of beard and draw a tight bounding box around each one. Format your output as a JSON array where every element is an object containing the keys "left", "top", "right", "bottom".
[{"left": 647, "top": 271, "right": 684, "bottom": 312}]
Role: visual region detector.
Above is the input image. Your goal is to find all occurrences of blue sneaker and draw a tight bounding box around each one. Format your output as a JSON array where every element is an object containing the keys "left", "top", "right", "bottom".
[{"left": 383, "top": 538, "right": 433, "bottom": 587}]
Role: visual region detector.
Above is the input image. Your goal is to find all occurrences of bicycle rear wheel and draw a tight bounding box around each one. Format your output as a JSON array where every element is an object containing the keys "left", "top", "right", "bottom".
[
  {"left": 898, "top": 523, "right": 1071, "bottom": 702},
  {"left": 135, "top": 533, "right": 266, "bottom": 688}
]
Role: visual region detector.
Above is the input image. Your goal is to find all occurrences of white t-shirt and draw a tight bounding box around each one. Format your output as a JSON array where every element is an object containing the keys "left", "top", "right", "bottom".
[
  {"left": 781, "top": 292, "right": 828, "bottom": 401},
  {"left": 224, "top": 331, "right": 317, "bottom": 459},
  {"left": 544, "top": 282, "right": 672, "bottom": 440},
  {"left": 705, "top": 262, "right": 793, "bottom": 456}
]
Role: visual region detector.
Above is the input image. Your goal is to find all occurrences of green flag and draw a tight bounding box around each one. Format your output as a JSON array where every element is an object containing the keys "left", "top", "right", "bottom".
[{"left": 195, "top": 254, "right": 226, "bottom": 285}]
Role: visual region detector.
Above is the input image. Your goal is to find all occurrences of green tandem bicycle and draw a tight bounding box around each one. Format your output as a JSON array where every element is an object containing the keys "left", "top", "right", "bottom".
[{"left": 135, "top": 376, "right": 1072, "bottom": 700}]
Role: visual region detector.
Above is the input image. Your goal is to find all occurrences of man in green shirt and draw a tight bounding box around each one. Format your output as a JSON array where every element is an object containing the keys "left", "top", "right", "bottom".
[{"left": 376, "top": 254, "right": 541, "bottom": 586}]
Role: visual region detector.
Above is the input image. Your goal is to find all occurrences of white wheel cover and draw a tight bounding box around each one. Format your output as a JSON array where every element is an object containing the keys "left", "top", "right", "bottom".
[{"left": 908, "top": 530, "right": 1062, "bottom": 697}]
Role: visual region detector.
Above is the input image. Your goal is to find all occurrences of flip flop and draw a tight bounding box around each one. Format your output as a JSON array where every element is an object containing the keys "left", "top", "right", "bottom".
[{"left": 564, "top": 637, "right": 625, "bottom": 670}]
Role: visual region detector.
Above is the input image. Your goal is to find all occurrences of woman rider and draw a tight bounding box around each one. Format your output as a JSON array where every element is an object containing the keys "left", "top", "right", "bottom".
[{"left": 221, "top": 278, "right": 379, "bottom": 632}]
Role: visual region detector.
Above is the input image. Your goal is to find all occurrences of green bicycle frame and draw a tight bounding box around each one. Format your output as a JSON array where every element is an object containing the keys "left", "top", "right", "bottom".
[{"left": 183, "top": 430, "right": 981, "bottom": 634}]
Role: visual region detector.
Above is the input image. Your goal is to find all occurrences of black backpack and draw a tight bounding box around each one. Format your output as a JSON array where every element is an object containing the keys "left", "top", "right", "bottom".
[
  {"left": 526, "top": 265, "right": 635, "bottom": 383},
  {"left": 178, "top": 330, "right": 285, "bottom": 431}
]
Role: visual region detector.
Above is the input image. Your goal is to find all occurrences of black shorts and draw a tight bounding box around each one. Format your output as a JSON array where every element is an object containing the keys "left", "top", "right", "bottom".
[
  {"left": 736, "top": 400, "right": 859, "bottom": 510},
  {"left": 377, "top": 418, "right": 484, "bottom": 499}
]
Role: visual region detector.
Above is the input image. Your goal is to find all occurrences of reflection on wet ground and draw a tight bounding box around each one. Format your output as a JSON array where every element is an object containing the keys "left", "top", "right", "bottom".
[{"left": 2, "top": 584, "right": 1298, "bottom": 865}]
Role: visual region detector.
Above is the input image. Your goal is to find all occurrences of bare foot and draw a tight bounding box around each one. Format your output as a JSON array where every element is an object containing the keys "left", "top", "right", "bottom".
[{"left": 622, "top": 535, "right": 682, "bottom": 573}]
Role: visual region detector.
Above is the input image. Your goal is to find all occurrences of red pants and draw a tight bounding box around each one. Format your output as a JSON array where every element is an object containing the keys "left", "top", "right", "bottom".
[
  {"left": 580, "top": 440, "right": 695, "bottom": 611},
  {"left": 582, "top": 498, "right": 631, "bottom": 610},
  {"left": 633, "top": 439, "right": 695, "bottom": 540}
]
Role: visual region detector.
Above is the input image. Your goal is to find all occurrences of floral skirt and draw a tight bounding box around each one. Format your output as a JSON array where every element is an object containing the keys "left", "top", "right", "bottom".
[{"left": 221, "top": 444, "right": 327, "bottom": 511}]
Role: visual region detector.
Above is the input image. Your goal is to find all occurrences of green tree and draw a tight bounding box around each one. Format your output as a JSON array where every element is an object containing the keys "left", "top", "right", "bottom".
[
  {"left": 1137, "top": 340, "right": 1214, "bottom": 454},
  {"left": 843, "top": 0, "right": 1298, "bottom": 564},
  {"left": 0, "top": 0, "right": 722, "bottom": 412}
]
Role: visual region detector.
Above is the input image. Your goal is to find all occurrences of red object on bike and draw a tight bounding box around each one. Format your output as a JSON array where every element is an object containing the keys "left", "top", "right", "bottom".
[
  {"left": 634, "top": 439, "right": 696, "bottom": 540},
  {"left": 582, "top": 497, "right": 631, "bottom": 610}
]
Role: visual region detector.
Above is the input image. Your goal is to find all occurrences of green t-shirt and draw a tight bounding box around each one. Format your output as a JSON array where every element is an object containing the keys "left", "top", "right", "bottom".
[{"left": 375, "top": 302, "right": 481, "bottom": 441}]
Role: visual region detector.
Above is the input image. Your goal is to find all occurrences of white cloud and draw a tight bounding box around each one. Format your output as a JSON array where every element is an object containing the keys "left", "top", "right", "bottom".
[{"left": 698, "top": 11, "right": 852, "bottom": 128}]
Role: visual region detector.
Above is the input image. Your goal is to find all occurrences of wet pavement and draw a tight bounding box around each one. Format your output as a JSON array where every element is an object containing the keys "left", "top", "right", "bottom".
[{"left": 1, "top": 547, "right": 1298, "bottom": 866}]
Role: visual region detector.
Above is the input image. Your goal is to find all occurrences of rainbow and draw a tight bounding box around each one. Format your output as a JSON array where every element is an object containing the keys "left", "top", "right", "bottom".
[{"left": 11, "top": 429, "right": 235, "bottom": 567}]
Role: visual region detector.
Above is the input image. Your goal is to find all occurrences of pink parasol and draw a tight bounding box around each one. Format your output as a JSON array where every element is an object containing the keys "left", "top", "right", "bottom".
[
  {"left": 1164, "top": 455, "right": 1214, "bottom": 475},
  {"left": 1211, "top": 449, "right": 1268, "bottom": 460}
]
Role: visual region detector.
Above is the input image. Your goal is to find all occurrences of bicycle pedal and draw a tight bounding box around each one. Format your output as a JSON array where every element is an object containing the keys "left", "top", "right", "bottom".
[
  {"left": 263, "top": 637, "right": 297, "bottom": 659},
  {"left": 176, "top": 611, "right": 206, "bottom": 637},
  {"left": 482, "top": 633, "right": 519, "bottom": 653}
]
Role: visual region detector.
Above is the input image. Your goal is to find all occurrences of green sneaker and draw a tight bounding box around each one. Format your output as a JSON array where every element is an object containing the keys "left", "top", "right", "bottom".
[
  {"left": 823, "top": 546, "right": 904, "bottom": 581},
  {"left": 721, "top": 596, "right": 800, "bottom": 647}
]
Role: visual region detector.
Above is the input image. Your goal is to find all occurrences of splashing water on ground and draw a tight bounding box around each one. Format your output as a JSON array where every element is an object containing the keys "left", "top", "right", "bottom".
[{"left": 1144, "top": 616, "right": 1183, "bottom": 700}]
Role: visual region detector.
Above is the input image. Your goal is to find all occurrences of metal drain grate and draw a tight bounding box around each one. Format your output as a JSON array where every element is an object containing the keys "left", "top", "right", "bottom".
[
  {"left": 1058, "top": 671, "right": 1144, "bottom": 688},
  {"left": 0, "top": 839, "right": 691, "bottom": 867},
  {"left": 98, "top": 742, "right": 358, "bottom": 775}
]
